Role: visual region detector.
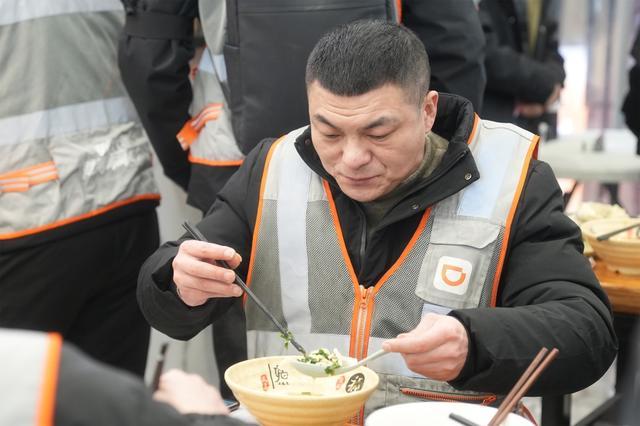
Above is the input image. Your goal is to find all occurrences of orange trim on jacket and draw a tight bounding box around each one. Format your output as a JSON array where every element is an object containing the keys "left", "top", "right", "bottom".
[
  {"left": 244, "top": 137, "right": 286, "bottom": 304},
  {"left": 466, "top": 114, "right": 480, "bottom": 145},
  {"left": 188, "top": 154, "right": 243, "bottom": 167},
  {"left": 396, "top": 0, "right": 402, "bottom": 22},
  {"left": 489, "top": 135, "right": 540, "bottom": 306},
  {"left": 37, "top": 333, "right": 62, "bottom": 426},
  {"left": 0, "top": 193, "right": 161, "bottom": 240}
]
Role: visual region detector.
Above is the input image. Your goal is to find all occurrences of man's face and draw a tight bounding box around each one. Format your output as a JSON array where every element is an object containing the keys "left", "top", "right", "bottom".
[{"left": 308, "top": 82, "right": 438, "bottom": 202}]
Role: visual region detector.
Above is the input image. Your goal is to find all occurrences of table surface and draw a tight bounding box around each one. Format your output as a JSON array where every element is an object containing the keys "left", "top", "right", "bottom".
[
  {"left": 594, "top": 261, "right": 640, "bottom": 315},
  {"left": 539, "top": 129, "right": 640, "bottom": 183}
]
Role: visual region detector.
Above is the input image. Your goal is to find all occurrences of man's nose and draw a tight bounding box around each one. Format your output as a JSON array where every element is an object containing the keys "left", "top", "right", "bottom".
[{"left": 341, "top": 138, "right": 371, "bottom": 169}]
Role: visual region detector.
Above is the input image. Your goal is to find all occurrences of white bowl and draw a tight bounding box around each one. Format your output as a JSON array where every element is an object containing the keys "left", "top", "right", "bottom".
[{"left": 366, "top": 402, "right": 534, "bottom": 426}]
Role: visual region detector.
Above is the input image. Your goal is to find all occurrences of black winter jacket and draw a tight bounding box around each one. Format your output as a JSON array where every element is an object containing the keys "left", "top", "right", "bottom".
[
  {"left": 137, "top": 94, "right": 616, "bottom": 396},
  {"left": 479, "top": 0, "right": 565, "bottom": 130}
]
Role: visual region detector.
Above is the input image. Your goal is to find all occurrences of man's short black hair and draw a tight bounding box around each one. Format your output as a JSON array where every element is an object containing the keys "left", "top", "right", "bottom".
[{"left": 305, "top": 20, "right": 430, "bottom": 104}]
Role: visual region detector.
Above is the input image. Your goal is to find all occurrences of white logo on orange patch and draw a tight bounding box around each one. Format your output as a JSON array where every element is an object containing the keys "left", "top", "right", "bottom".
[{"left": 434, "top": 256, "right": 472, "bottom": 295}]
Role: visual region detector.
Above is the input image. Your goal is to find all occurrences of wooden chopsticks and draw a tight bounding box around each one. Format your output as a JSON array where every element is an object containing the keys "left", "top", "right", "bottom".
[{"left": 487, "top": 347, "right": 559, "bottom": 426}]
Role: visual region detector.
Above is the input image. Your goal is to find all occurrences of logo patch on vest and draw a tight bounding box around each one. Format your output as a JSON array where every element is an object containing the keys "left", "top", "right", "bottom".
[{"left": 434, "top": 256, "right": 472, "bottom": 295}]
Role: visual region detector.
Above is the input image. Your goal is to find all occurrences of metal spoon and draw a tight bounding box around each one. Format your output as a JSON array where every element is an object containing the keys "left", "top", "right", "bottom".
[
  {"left": 292, "top": 349, "right": 388, "bottom": 378},
  {"left": 595, "top": 221, "right": 640, "bottom": 241}
]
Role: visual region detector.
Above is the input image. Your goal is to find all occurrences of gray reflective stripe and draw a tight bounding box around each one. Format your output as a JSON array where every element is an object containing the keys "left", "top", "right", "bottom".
[
  {"left": 0, "top": 97, "right": 139, "bottom": 146},
  {"left": 189, "top": 49, "right": 242, "bottom": 162},
  {"left": 247, "top": 330, "right": 350, "bottom": 359},
  {"left": 458, "top": 121, "right": 535, "bottom": 221},
  {"left": 198, "top": 49, "right": 227, "bottom": 83},
  {"left": 0, "top": 330, "right": 51, "bottom": 425},
  {"left": 1, "top": 10, "right": 127, "bottom": 118},
  {"left": 421, "top": 303, "right": 452, "bottom": 316},
  {"left": 0, "top": 0, "right": 121, "bottom": 25},
  {"left": 198, "top": 0, "right": 226, "bottom": 54},
  {"left": 276, "top": 133, "right": 313, "bottom": 334}
]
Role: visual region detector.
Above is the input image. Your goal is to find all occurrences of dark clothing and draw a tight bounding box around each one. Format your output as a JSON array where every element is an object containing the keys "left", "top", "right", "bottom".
[
  {"left": 56, "top": 341, "right": 251, "bottom": 426},
  {"left": 622, "top": 31, "right": 640, "bottom": 156},
  {"left": 138, "top": 94, "right": 617, "bottom": 396},
  {"left": 403, "top": 0, "right": 486, "bottom": 111},
  {"left": 479, "top": 0, "right": 565, "bottom": 133},
  {"left": 0, "top": 211, "right": 159, "bottom": 377},
  {"left": 118, "top": 0, "right": 486, "bottom": 210}
]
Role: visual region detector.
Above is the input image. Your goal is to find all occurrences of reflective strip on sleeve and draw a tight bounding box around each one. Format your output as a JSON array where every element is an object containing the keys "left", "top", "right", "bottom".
[
  {"left": 0, "top": 0, "right": 122, "bottom": 26},
  {"left": 0, "top": 97, "right": 139, "bottom": 146}
]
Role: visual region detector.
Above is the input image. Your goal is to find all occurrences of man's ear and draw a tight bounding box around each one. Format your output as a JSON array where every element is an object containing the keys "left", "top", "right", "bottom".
[{"left": 423, "top": 91, "right": 439, "bottom": 131}]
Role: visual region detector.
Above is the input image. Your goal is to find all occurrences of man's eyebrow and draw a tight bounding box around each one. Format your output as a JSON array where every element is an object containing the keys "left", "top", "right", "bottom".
[
  {"left": 312, "top": 114, "right": 338, "bottom": 129},
  {"left": 363, "top": 117, "right": 397, "bottom": 130}
]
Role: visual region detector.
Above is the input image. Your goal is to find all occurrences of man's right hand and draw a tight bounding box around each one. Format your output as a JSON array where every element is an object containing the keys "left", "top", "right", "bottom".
[{"left": 172, "top": 240, "right": 243, "bottom": 306}]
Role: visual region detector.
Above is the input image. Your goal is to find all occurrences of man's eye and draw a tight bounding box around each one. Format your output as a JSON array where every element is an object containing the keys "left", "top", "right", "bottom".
[
  {"left": 323, "top": 134, "right": 340, "bottom": 140},
  {"left": 369, "top": 134, "right": 389, "bottom": 141}
]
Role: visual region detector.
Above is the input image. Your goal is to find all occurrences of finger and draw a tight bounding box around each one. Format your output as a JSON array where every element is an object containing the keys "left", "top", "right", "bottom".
[
  {"left": 382, "top": 329, "right": 447, "bottom": 354},
  {"left": 176, "top": 271, "right": 243, "bottom": 297},
  {"left": 153, "top": 389, "right": 169, "bottom": 403},
  {"left": 180, "top": 240, "right": 238, "bottom": 263},
  {"left": 226, "top": 252, "right": 242, "bottom": 270},
  {"left": 176, "top": 281, "right": 243, "bottom": 306},
  {"left": 174, "top": 255, "right": 236, "bottom": 283}
]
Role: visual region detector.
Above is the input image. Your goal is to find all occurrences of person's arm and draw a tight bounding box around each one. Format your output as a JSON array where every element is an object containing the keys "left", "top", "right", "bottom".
[
  {"left": 383, "top": 161, "right": 617, "bottom": 395},
  {"left": 118, "top": 0, "right": 198, "bottom": 190},
  {"left": 448, "top": 160, "right": 617, "bottom": 395},
  {"left": 479, "top": 0, "right": 563, "bottom": 104},
  {"left": 55, "top": 344, "right": 252, "bottom": 426},
  {"left": 402, "top": 0, "right": 486, "bottom": 111},
  {"left": 136, "top": 139, "right": 274, "bottom": 340}
]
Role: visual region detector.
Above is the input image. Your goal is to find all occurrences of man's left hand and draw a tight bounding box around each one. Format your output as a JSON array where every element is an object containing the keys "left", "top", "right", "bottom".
[{"left": 382, "top": 313, "right": 469, "bottom": 381}]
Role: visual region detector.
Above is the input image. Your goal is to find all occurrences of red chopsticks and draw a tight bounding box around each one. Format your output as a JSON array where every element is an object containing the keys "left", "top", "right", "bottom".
[{"left": 487, "top": 347, "right": 559, "bottom": 426}]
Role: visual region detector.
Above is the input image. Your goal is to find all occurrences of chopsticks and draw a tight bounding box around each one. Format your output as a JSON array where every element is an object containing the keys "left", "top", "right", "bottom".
[
  {"left": 150, "top": 342, "right": 169, "bottom": 391},
  {"left": 181, "top": 222, "right": 307, "bottom": 356},
  {"left": 596, "top": 221, "right": 640, "bottom": 241},
  {"left": 487, "top": 347, "right": 559, "bottom": 426}
]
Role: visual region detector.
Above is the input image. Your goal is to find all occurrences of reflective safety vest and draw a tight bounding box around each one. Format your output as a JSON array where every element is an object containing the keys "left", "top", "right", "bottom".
[
  {"left": 244, "top": 117, "right": 538, "bottom": 421},
  {"left": 0, "top": 329, "right": 62, "bottom": 426},
  {"left": 0, "top": 0, "right": 159, "bottom": 241},
  {"left": 175, "top": 1, "right": 244, "bottom": 169}
]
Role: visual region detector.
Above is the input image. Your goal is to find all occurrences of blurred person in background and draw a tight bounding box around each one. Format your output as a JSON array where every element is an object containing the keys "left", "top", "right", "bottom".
[
  {"left": 0, "top": 0, "right": 159, "bottom": 377},
  {"left": 118, "top": 0, "right": 485, "bottom": 397},
  {"left": 479, "top": 0, "right": 565, "bottom": 139},
  {"left": 623, "top": 30, "right": 640, "bottom": 156},
  {"left": 0, "top": 328, "right": 253, "bottom": 426}
]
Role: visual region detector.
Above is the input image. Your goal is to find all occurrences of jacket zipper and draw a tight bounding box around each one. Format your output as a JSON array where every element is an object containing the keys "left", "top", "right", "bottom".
[
  {"left": 400, "top": 387, "right": 497, "bottom": 406},
  {"left": 353, "top": 285, "right": 374, "bottom": 361},
  {"left": 350, "top": 285, "right": 375, "bottom": 426}
]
